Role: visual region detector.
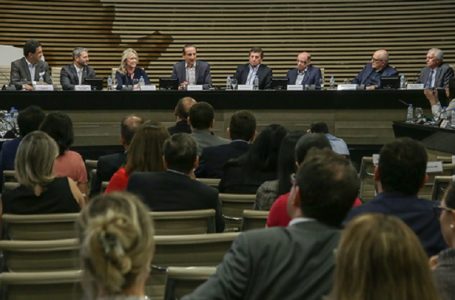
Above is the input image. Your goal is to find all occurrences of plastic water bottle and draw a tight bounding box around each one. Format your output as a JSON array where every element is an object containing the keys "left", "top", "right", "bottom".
[
  {"left": 9, "top": 107, "right": 18, "bottom": 135},
  {"left": 253, "top": 75, "right": 259, "bottom": 90},
  {"left": 226, "top": 76, "right": 232, "bottom": 90},
  {"left": 400, "top": 74, "right": 407, "bottom": 89},
  {"left": 319, "top": 75, "right": 324, "bottom": 89},
  {"left": 107, "top": 76, "right": 113, "bottom": 90},
  {"left": 329, "top": 76, "right": 336, "bottom": 89},
  {"left": 139, "top": 76, "right": 145, "bottom": 89},
  {"left": 406, "top": 104, "right": 414, "bottom": 122},
  {"left": 38, "top": 73, "right": 44, "bottom": 84}
]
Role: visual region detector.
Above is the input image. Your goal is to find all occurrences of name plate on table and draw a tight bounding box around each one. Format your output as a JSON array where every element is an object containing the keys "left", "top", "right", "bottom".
[
  {"left": 140, "top": 85, "right": 156, "bottom": 91},
  {"left": 187, "top": 85, "right": 203, "bottom": 91},
  {"left": 34, "top": 84, "right": 54, "bottom": 91},
  {"left": 426, "top": 161, "right": 443, "bottom": 173},
  {"left": 407, "top": 83, "right": 424, "bottom": 90},
  {"left": 237, "top": 85, "right": 254, "bottom": 91},
  {"left": 74, "top": 85, "right": 92, "bottom": 91},
  {"left": 337, "top": 84, "right": 358, "bottom": 90},
  {"left": 372, "top": 154, "right": 380, "bottom": 165},
  {"left": 287, "top": 85, "right": 303, "bottom": 91}
]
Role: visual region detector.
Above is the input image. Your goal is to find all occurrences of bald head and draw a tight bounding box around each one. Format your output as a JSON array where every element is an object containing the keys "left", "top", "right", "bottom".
[
  {"left": 175, "top": 97, "right": 197, "bottom": 120},
  {"left": 296, "top": 51, "right": 312, "bottom": 72},
  {"left": 121, "top": 115, "right": 144, "bottom": 148},
  {"left": 371, "top": 49, "right": 389, "bottom": 71}
]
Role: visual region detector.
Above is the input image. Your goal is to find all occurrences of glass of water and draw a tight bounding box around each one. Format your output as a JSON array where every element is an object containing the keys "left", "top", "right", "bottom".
[
  {"left": 230, "top": 78, "right": 238, "bottom": 90},
  {"left": 415, "top": 107, "right": 423, "bottom": 120}
]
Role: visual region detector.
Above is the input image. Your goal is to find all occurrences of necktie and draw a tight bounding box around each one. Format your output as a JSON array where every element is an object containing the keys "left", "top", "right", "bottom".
[
  {"left": 426, "top": 70, "right": 434, "bottom": 88},
  {"left": 77, "top": 69, "right": 82, "bottom": 85}
]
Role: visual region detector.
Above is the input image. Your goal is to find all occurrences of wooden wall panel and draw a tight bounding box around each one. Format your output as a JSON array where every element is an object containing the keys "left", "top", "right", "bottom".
[{"left": 0, "top": 0, "right": 454, "bottom": 86}]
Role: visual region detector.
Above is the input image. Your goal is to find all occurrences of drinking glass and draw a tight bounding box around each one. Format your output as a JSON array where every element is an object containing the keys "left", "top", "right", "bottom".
[{"left": 230, "top": 78, "right": 238, "bottom": 90}]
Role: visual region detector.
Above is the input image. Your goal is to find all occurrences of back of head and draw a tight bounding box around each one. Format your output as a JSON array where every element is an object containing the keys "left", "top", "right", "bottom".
[
  {"left": 39, "top": 112, "right": 74, "bottom": 155},
  {"left": 125, "top": 121, "right": 169, "bottom": 174},
  {"left": 17, "top": 105, "right": 46, "bottom": 137},
  {"left": 297, "top": 148, "right": 359, "bottom": 226},
  {"left": 332, "top": 214, "right": 439, "bottom": 300},
  {"left": 15, "top": 131, "right": 58, "bottom": 189},
  {"left": 295, "top": 133, "right": 331, "bottom": 164},
  {"left": 189, "top": 102, "right": 214, "bottom": 130},
  {"left": 277, "top": 131, "right": 305, "bottom": 195},
  {"left": 120, "top": 115, "right": 144, "bottom": 146},
  {"left": 229, "top": 110, "right": 256, "bottom": 141},
  {"left": 78, "top": 192, "right": 155, "bottom": 297},
  {"left": 163, "top": 133, "right": 197, "bottom": 173},
  {"left": 309, "top": 122, "right": 329, "bottom": 134},
  {"left": 378, "top": 137, "right": 427, "bottom": 195},
  {"left": 174, "top": 97, "right": 197, "bottom": 120}
]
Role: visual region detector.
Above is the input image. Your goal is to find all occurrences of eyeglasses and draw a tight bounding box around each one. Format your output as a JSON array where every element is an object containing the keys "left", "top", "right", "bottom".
[
  {"left": 437, "top": 204, "right": 455, "bottom": 213},
  {"left": 371, "top": 57, "right": 384, "bottom": 62},
  {"left": 297, "top": 60, "right": 309, "bottom": 64}
]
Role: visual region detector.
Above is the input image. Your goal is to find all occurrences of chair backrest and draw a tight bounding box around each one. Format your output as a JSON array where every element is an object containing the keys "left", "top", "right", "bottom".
[
  {"left": 358, "top": 156, "right": 375, "bottom": 202},
  {"left": 2, "top": 213, "right": 79, "bottom": 240},
  {"left": 241, "top": 209, "right": 269, "bottom": 231},
  {"left": 196, "top": 178, "right": 220, "bottom": 189},
  {"left": 3, "top": 182, "right": 19, "bottom": 192},
  {"left": 219, "top": 193, "right": 256, "bottom": 231},
  {"left": 431, "top": 175, "right": 455, "bottom": 201},
  {"left": 51, "top": 67, "right": 62, "bottom": 90},
  {"left": 420, "top": 163, "right": 455, "bottom": 200},
  {"left": 0, "top": 238, "right": 80, "bottom": 272},
  {"left": 436, "top": 155, "right": 452, "bottom": 163},
  {"left": 164, "top": 267, "right": 216, "bottom": 300},
  {"left": 101, "top": 181, "right": 109, "bottom": 193},
  {"left": 150, "top": 209, "right": 216, "bottom": 235},
  {"left": 3, "top": 170, "right": 17, "bottom": 182},
  {"left": 0, "top": 270, "right": 82, "bottom": 300},
  {"left": 0, "top": 65, "right": 11, "bottom": 87}
]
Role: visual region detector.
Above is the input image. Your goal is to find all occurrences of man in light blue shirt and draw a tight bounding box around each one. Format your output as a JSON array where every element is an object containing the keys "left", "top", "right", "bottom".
[{"left": 310, "top": 122, "right": 350, "bottom": 157}]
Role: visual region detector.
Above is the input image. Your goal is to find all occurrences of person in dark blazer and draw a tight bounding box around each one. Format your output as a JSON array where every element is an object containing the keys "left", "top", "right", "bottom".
[
  {"left": 60, "top": 47, "right": 96, "bottom": 90},
  {"left": 90, "top": 114, "right": 144, "bottom": 196},
  {"left": 171, "top": 44, "right": 212, "bottom": 90},
  {"left": 352, "top": 49, "right": 398, "bottom": 89},
  {"left": 115, "top": 48, "right": 150, "bottom": 89},
  {"left": 196, "top": 110, "right": 256, "bottom": 178},
  {"left": 10, "top": 39, "right": 52, "bottom": 91},
  {"left": 183, "top": 149, "right": 359, "bottom": 300},
  {"left": 286, "top": 51, "right": 322, "bottom": 88},
  {"left": 168, "top": 96, "right": 197, "bottom": 135},
  {"left": 127, "top": 133, "right": 225, "bottom": 232},
  {"left": 234, "top": 47, "right": 272, "bottom": 90},
  {"left": 417, "top": 48, "right": 454, "bottom": 88}
]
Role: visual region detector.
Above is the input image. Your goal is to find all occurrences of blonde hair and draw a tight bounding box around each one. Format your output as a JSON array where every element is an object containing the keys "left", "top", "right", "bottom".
[
  {"left": 119, "top": 48, "right": 138, "bottom": 74},
  {"left": 78, "top": 192, "right": 155, "bottom": 297},
  {"left": 330, "top": 214, "right": 440, "bottom": 300},
  {"left": 15, "top": 131, "right": 58, "bottom": 189}
]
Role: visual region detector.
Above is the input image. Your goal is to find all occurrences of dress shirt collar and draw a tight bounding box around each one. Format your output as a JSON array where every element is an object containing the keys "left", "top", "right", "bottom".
[
  {"left": 288, "top": 216, "right": 315, "bottom": 227},
  {"left": 298, "top": 68, "right": 307, "bottom": 75},
  {"left": 249, "top": 64, "right": 260, "bottom": 72},
  {"left": 167, "top": 168, "right": 189, "bottom": 177},
  {"left": 185, "top": 61, "right": 196, "bottom": 69},
  {"left": 230, "top": 139, "right": 250, "bottom": 144},
  {"left": 25, "top": 58, "right": 35, "bottom": 67}
]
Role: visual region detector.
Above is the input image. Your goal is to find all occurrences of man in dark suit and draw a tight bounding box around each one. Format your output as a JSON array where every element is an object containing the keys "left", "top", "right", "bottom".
[
  {"left": 60, "top": 47, "right": 96, "bottom": 90},
  {"left": 286, "top": 51, "right": 323, "bottom": 89},
  {"left": 10, "top": 39, "right": 52, "bottom": 91},
  {"left": 352, "top": 49, "right": 398, "bottom": 89},
  {"left": 234, "top": 47, "right": 272, "bottom": 90},
  {"left": 171, "top": 43, "right": 212, "bottom": 90},
  {"left": 168, "top": 96, "right": 197, "bottom": 135},
  {"left": 417, "top": 48, "right": 454, "bottom": 89},
  {"left": 345, "top": 138, "right": 447, "bottom": 257},
  {"left": 183, "top": 149, "right": 359, "bottom": 300},
  {"left": 127, "top": 133, "right": 225, "bottom": 232},
  {"left": 196, "top": 110, "right": 256, "bottom": 178},
  {"left": 90, "top": 114, "right": 144, "bottom": 196}
]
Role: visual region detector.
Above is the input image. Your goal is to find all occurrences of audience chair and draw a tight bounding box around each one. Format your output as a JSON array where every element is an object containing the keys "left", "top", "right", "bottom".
[
  {"left": 219, "top": 193, "right": 256, "bottom": 231},
  {"left": 3, "top": 182, "right": 19, "bottom": 192},
  {"left": 241, "top": 209, "right": 269, "bottom": 231},
  {"left": 420, "top": 163, "right": 455, "bottom": 200},
  {"left": 151, "top": 209, "right": 216, "bottom": 235},
  {"left": 3, "top": 170, "right": 17, "bottom": 183},
  {"left": 85, "top": 159, "right": 98, "bottom": 193},
  {"left": 101, "top": 181, "right": 109, "bottom": 193},
  {"left": 431, "top": 175, "right": 455, "bottom": 201},
  {"left": 51, "top": 67, "right": 62, "bottom": 90},
  {"left": 2, "top": 213, "right": 79, "bottom": 240},
  {"left": 0, "top": 270, "right": 82, "bottom": 300},
  {"left": 164, "top": 266, "right": 216, "bottom": 300},
  {"left": 0, "top": 238, "right": 80, "bottom": 272},
  {"left": 358, "top": 156, "right": 375, "bottom": 202},
  {"left": 196, "top": 178, "right": 221, "bottom": 189},
  {"left": 436, "top": 155, "right": 453, "bottom": 163}
]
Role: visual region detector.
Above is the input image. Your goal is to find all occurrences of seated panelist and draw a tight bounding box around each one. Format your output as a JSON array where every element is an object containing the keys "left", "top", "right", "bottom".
[
  {"left": 234, "top": 47, "right": 272, "bottom": 90},
  {"left": 286, "top": 51, "right": 322, "bottom": 89},
  {"left": 352, "top": 49, "right": 398, "bottom": 89},
  {"left": 115, "top": 48, "right": 150, "bottom": 90},
  {"left": 60, "top": 47, "right": 96, "bottom": 90}
]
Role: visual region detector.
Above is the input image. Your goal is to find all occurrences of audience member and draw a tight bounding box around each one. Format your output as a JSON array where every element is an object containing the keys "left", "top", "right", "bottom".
[
  {"left": 345, "top": 137, "right": 447, "bottom": 256},
  {"left": 115, "top": 48, "right": 150, "bottom": 90},
  {"left": 127, "top": 133, "right": 224, "bottom": 232},
  {"left": 0, "top": 105, "right": 45, "bottom": 188},
  {"left": 218, "top": 124, "right": 287, "bottom": 194},
  {"left": 234, "top": 47, "right": 272, "bottom": 90},
  {"left": 431, "top": 182, "right": 455, "bottom": 300},
  {"left": 183, "top": 149, "right": 359, "bottom": 300},
  {"left": 105, "top": 121, "right": 168, "bottom": 193},
  {"left": 286, "top": 51, "right": 322, "bottom": 88},
  {"left": 425, "top": 77, "right": 455, "bottom": 116},
  {"left": 189, "top": 101, "right": 229, "bottom": 155},
  {"left": 266, "top": 133, "right": 331, "bottom": 226},
  {"left": 255, "top": 131, "right": 304, "bottom": 210},
  {"left": 90, "top": 114, "right": 144, "bottom": 196},
  {"left": 196, "top": 110, "right": 256, "bottom": 178},
  {"left": 10, "top": 39, "right": 52, "bottom": 91},
  {"left": 168, "top": 97, "right": 197, "bottom": 135},
  {"left": 1, "top": 131, "right": 84, "bottom": 214},
  {"left": 60, "top": 47, "right": 96, "bottom": 90},
  {"left": 417, "top": 48, "right": 454, "bottom": 89},
  {"left": 40, "top": 112, "right": 88, "bottom": 195},
  {"left": 309, "top": 122, "right": 350, "bottom": 156},
  {"left": 352, "top": 49, "right": 398, "bottom": 89},
  {"left": 77, "top": 192, "right": 154, "bottom": 299},
  {"left": 329, "top": 214, "right": 441, "bottom": 300},
  {"left": 172, "top": 43, "right": 212, "bottom": 90}
]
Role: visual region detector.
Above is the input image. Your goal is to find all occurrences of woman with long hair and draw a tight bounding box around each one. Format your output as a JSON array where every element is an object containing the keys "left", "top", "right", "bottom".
[{"left": 115, "top": 48, "right": 150, "bottom": 90}]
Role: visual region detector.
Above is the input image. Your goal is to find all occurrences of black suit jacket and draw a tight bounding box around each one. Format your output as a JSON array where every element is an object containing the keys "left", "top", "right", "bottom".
[
  {"left": 171, "top": 60, "right": 212, "bottom": 89},
  {"left": 127, "top": 171, "right": 225, "bottom": 232},
  {"left": 90, "top": 152, "right": 126, "bottom": 196},
  {"left": 183, "top": 220, "right": 340, "bottom": 300},
  {"left": 286, "top": 65, "right": 322, "bottom": 88},
  {"left": 60, "top": 64, "right": 96, "bottom": 90},
  {"left": 234, "top": 63, "right": 273, "bottom": 89},
  {"left": 10, "top": 57, "right": 52, "bottom": 87},
  {"left": 168, "top": 120, "right": 192, "bottom": 136},
  {"left": 196, "top": 141, "right": 250, "bottom": 178}
]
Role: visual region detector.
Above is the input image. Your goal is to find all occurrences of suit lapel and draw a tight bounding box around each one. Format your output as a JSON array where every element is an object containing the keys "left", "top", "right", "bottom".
[{"left": 21, "top": 58, "right": 32, "bottom": 81}]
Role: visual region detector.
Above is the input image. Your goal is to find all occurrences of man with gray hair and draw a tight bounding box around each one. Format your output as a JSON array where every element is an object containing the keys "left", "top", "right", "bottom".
[
  {"left": 352, "top": 49, "right": 398, "bottom": 89},
  {"left": 60, "top": 47, "right": 96, "bottom": 90},
  {"left": 417, "top": 48, "right": 454, "bottom": 89}
]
